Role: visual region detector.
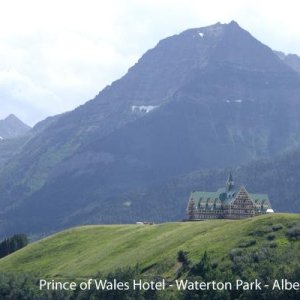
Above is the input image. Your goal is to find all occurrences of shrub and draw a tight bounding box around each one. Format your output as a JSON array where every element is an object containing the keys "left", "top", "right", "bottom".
[
  {"left": 229, "top": 248, "right": 243, "bottom": 260},
  {"left": 267, "top": 234, "right": 275, "bottom": 241},
  {"left": 239, "top": 239, "right": 256, "bottom": 248},
  {"left": 249, "top": 226, "right": 272, "bottom": 236},
  {"left": 272, "top": 224, "right": 283, "bottom": 231},
  {"left": 269, "top": 241, "right": 277, "bottom": 248},
  {"left": 211, "top": 260, "right": 218, "bottom": 269},
  {"left": 177, "top": 250, "right": 189, "bottom": 265},
  {"left": 286, "top": 225, "right": 300, "bottom": 240}
]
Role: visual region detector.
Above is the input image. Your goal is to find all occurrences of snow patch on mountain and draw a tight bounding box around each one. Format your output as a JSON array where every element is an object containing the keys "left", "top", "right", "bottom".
[
  {"left": 131, "top": 105, "right": 159, "bottom": 114},
  {"left": 198, "top": 32, "right": 204, "bottom": 38},
  {"left": 225, "top": 99, "right": 243, "bottom": 103}
]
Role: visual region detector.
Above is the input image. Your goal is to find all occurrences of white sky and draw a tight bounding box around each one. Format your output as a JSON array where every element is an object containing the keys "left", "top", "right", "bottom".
[{"left": 0, "top": 0, "right": 300, "bottom": 126}]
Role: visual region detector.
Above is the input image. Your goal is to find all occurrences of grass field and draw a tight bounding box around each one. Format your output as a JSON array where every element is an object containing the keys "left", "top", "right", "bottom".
[{"left": 0, "top": 213, "right": 299, "bottom": 279}]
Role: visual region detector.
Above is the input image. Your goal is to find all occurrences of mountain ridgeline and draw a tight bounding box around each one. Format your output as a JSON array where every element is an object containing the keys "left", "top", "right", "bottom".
[{"left": 0, "top": 21, "right": 300, "bottom": 237}]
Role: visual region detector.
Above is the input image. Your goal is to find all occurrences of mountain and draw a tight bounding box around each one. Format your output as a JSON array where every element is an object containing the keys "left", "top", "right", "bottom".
[
  {"left": 1, "top": 21, "right": 300, "bottom": 237},
  {"left": 0, "top": 114, "right": 30, "bottom": 139},
  {"left": 275, "top": 50, "right": 300, "bottom": 74}
]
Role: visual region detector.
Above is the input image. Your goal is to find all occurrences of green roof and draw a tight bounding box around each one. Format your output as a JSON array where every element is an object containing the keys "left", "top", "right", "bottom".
[
  {"left": 250, "top": 193, "right": 269, "bottom": 201},
  {"left": 191, "top": 191, "right": 220, "bottom": 200},
  {"left": 190, "top": 189, "right": 270, "bottom": 206}
]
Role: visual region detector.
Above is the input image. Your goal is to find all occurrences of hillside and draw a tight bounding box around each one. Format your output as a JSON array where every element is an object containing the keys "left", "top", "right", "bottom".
[
  {"left": 0, "top": 135, "right": 30, "bottom": 169},
  {"left": 0, "top": 214, "right": 299, "bottom": 279}
]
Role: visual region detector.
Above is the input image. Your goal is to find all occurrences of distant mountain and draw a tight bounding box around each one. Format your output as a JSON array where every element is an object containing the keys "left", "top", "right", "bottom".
[
  {"left": 1, "top": 21, "right": 300, "bottom": 237},
  {"left": 0, "top": 115, "right": 31, "bottom": 169},
  {"left": 274, "top": 50, "right": 300, "bottom": 74},
  {"left": 0, "top": 114, "right": 30, "bottom": 139}
]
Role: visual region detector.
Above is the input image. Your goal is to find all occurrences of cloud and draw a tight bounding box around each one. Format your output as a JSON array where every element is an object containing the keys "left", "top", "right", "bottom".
[
  {"left": 0, "top": 69, "right": 61, "bottom": 123},
  {"left": 0, "top": 0, "right": 299, "bottom": 125}
]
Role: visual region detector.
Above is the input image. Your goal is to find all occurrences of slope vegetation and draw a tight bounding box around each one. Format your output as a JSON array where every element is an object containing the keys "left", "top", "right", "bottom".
[{"left": 0, "top": 214, "right": 299, "bottom": 279}]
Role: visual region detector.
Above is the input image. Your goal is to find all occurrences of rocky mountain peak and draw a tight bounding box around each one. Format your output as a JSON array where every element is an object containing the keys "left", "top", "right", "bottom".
[{"left": 5, "top": 114, "right": 22, "bottom": 123}]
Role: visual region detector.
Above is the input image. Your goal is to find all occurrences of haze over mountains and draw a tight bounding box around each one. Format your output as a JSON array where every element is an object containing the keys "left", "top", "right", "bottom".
[{"left": 0, "top": 21, "right": 300, "bottom": 237}]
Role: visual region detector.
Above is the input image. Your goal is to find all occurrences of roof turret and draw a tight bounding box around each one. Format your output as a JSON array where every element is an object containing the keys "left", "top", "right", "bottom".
[{"left": 226, "top": 172, "right": 234, "bottom": 191}]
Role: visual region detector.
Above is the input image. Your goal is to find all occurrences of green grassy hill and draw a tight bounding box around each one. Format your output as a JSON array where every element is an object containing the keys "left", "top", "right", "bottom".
[{"left": 0, "top": 214, "right": 299, "bottom": 279}]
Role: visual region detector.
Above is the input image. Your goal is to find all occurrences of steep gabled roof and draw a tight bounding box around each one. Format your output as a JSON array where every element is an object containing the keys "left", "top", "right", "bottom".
[
  {"left": 224, "top": 186, "right": 251, "bottom": 205},
  {"left": 189, "top": 188, "right": 271, "bottom": 207},
  {"left": 250, "top": 193, "right": 271, "bottom": 208},
  {"left": 250, "top": 193, "right": 269, "bottom": 202}
]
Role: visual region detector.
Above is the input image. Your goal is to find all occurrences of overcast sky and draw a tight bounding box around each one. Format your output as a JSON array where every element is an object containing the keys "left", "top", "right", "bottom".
[{"left": 1, "top": 0, "right": 300, "bottom": 126}]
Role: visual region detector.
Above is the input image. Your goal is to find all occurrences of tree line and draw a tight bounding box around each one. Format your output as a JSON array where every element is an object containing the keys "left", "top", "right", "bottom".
[{"left": 0, "top": 234, "right": 28, "bottom": 258}]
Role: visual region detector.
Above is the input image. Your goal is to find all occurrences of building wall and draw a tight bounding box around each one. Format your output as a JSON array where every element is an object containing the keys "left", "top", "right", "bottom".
[
  {"left": 227, "top": 191, "right": 256, "bottom": 219},
  {"left": 188, "top": 203, "right": 265, "bottom": 220}
]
